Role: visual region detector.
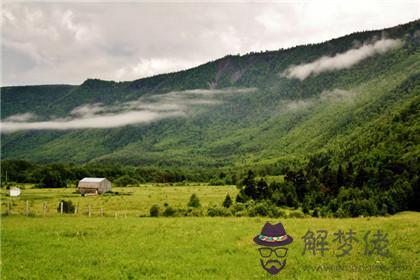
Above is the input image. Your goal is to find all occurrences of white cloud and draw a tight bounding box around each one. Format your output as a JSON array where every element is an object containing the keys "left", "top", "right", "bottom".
[
  {"left": 1, "top": 2, "right": 418, "bottom": 86},
  {"left": 1, "top": 111, "right": 182, "bottom": 132},
  {"left": 61, "top": 10, "right": 89, "bottom": 42},
  {"left": 4, "top": 113, "right": 37, "bottom": 122},
  {"left": 285, "top": 99, "right": 312, "bottom": 111},
  {"left": 1, "top": 87, "right": 255, "bottom": 132},
  {"left": 320, "top": 89, "right": 358, "bottom": 102},
  {"left": 283, "top": 38, "right": 402, "bottom": 80},
  {"left": 131, "top": 58, "right": 200, "bottom": 78}
]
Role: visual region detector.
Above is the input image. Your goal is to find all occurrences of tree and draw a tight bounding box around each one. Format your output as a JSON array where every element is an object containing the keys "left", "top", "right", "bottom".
[
  {"left": 354, "top": 167, "right": 369, "bottom": 188},
  {"left": 41, "top": 169, "right": 66, "bottom": 188},
  {"left": 337, "top": 164, "right": 345, "bottom": 187},
  {"left": 256, "top": 178, "right": 270, "bottom": 200},
  {"left": 188, "top": 194, "right": 201, "bottom": 208},
  {"left": 114, "top": 175, "right": 139, "bottom": 187},
  {"left": 150, "top": 204, "right": 160, "bottom": 217},
  {"left": 223, "top": 194, "right": 232, "bottom": 208},
  {"left": 57, "top": 200, "right": 75, "bottom": 213}
]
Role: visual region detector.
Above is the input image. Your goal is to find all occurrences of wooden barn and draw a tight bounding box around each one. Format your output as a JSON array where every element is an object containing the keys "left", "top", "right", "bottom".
[{"left": 78, "top": 178, "right": 112, "bottom": 195}]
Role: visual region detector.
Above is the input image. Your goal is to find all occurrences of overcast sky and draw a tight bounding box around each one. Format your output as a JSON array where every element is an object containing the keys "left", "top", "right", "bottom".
[{"left": 1, "top": 1, "right": 419, "bottom": 86}]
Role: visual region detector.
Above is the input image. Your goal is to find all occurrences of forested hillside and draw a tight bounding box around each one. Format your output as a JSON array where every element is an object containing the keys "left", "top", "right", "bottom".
[{"left": 1, "top": 20, "right": 419, "bottom": 171}]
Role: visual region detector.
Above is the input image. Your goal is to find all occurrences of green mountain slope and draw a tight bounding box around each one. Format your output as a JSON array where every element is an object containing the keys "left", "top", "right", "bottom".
[{"left": 1, "top": 20, "right": 419, "bottom": 168}]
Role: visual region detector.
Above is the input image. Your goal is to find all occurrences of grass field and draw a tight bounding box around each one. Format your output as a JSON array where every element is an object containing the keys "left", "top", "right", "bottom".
[
  {"left": 1, "top": 212, "right": 419, "bottom": 279},
  {"left": 0, "top": 185, "right": 239, "bottom": 217},
  {"left": 1, "top": 186, "right": 420, "bottom": 279}
]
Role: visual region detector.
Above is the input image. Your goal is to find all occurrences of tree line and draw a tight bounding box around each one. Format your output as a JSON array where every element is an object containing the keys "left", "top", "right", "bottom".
[
  {"left": 236, "top": 154, "right": 419, "bottom": 217},
  {"left": 0, "top": 160, "right": 237, "bottom": 187}
]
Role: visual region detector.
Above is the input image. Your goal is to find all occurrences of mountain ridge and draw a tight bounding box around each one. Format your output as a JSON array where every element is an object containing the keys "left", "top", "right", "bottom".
[{"left": 1, "top": 19, "right": 419, "bottom": 169}]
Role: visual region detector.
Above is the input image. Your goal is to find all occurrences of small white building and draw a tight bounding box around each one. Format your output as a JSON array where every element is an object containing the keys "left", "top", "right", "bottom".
[
  {"left": 9, "top": 187, "right": 21, "bottom": 197},
  {"left": 77, "top": 178, "right": 112, "bottom": 195}
]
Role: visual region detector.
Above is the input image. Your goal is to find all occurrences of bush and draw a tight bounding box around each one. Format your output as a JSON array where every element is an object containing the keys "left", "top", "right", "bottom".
[
  {"left": 188, "top": 194, "right": 201, "bottom": 208},
  {"left": 222, "top": 194, "right": 232, "bottom": 208},
  {"left": 235, "top": 192, "right": 249, "bottom": 203},
  {"left": 57, "top": 200, "right": 75, "bottom": 213},
  {"left": 246, "top": 201, "right": 280, "bottom": 217},
  {"left": 277, "top": 209, "right": 287, "bottom": 218},
  {"left": 150, "top": 204, "right": 160, "bottom": 217},
  {"left": 186, "top": 207, "right": 204, "bottom": 217},
  {"left": 114, "top": 175, "right": 139, "bottom": 187},
  {"left": 288, "top": 210, "right": 305, "bottom": 218},
  {"left": 163, "top": 206, "right": 177, "bottom": 217},
  {"left": 207, "top": 207, "right": 231, "bottom": 217},
  {"left": 208, "top": 178, "right": 225, "bottom": 186}
]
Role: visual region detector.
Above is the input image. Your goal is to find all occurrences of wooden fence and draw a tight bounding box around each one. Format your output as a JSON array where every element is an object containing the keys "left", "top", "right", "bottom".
[{"left": 1, "top": 200, "right": 134, "bottom": 218}]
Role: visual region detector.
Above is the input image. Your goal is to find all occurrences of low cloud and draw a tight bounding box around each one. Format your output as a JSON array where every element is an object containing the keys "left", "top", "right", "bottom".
[
  {"left": 283, "top": 38, "right": 402, "bottom": 80},
  {"left": 4, "top": 112, "right": 37, "bottom": 122},
  {"left": 285, "top": 100, "right": 312, "bottom": 111},
  {"left": 282, "top": 88, "right": 358, "bottom": 112},
  {"left": 320, "top": 89, "right": 358, "bottom": 102},
  {"left": 1, "top": 87, "right": 256, "bottom": 133}
]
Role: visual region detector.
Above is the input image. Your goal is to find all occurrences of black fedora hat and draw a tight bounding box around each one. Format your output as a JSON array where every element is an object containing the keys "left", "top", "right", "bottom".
[{"left": 253, "top": 222, "right": 293, "bottom": 247}]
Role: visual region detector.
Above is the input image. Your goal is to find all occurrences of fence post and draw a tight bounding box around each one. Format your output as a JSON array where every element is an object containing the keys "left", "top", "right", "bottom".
[
  {"left": 74, "top": 203, "right": 78, "bottom": 215},
  {"left": 8, "top": 201, "right": 11, "bottom": 215},
  {"left": 88, "top": 204, "right": 91, "bottom": 217},
  {"left": 100, "top": 207, "right": 103, "bottom": 217},
  {"left": 25, "top": 200, "right": 29, "bottom": 216},
  {"left": 60, "top": 202, "right": 63, "bottom": 215}
]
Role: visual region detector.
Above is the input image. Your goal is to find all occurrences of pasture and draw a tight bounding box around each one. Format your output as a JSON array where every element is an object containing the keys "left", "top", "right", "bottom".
[
  {"left": 0, "top": 184, "right": 239, "bottom": 217},
  {"left": 1, "top": 185, "right": 419, "bottom": 279}
]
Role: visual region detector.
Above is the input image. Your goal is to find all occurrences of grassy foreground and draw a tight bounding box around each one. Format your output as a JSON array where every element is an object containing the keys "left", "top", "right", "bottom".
[{"left": 1, "top": 212, "right": 419, "bottom": 279}]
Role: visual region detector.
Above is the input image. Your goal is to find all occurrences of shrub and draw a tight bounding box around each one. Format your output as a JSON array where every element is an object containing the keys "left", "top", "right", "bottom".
[
  {"left": 235, "top": 191, "right": 250, "bottom": 203},
  {"left": 207, "top": 207, "right": 231, "bottom": 217},
  {"left": 150, "top": 204, "right": 160, "bottom": 217},
  {"left": 222, "top": 194, "right": 232, "bottom": 208},
  {"left": 319, "top": 206, "right": 333, "bottom": 217},
  {"left": 163, "top": 206, "right": 177, "bottom": 217},
  {"left": 208, "top": 178, "right": 225, "bottom": 186},
  {"left": 247, "top": 201, "right": 280, "bottom": 217},
  {"left": 277, "top": 209, "right": 287, "bottom": 218},
  {"left": 188, "top": 194, "right": 201, "bottom": 208},
  {"left": 57, "top": 200, "right": 75, "bottom": 213},
  {"left": 114, "top": 175, "right": 139, "bottom": 187},
  {"left": 253, "top": 202, "right": 270, "bottom": 216},
  {"left": 233, "top": 202, "right": 246, "bottom": 212},
  {"left": 186, "top": 208, "right": 204, "bottom": 217},
  {"left": 288, "top": 210, "right": 305, "bottom": 218}
]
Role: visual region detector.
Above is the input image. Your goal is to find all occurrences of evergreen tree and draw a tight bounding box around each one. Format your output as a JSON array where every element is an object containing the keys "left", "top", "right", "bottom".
[{"left": 222, "top": 194, "right": 232, "bottom": 208}]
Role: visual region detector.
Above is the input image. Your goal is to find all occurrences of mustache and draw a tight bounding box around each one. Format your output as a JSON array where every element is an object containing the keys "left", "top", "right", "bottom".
[
  {"left": 260, "top": 259, "right": 286, "bottom": 275},
  {"left": 263, "top": 259, "right": 283, "bottom": 267}
]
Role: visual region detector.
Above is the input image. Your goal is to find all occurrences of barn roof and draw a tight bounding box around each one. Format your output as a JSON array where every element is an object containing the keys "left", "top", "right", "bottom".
[{"left": 80, "top": 177, "right": 107, "bottom": 183}]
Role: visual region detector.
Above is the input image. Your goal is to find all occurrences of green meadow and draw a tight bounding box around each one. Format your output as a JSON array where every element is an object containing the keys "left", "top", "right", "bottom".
[
  {"left": 1, "top": 186, "right": 420, "bottom": 279},
  {"left": 0, "top": 185, "right": 239, "bottom": 217}
]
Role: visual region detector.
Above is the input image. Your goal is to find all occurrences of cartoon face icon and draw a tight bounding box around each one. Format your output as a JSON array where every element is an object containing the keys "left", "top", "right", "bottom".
[{"left": 253, "top": 222, "right": 293, "bottom": 275}]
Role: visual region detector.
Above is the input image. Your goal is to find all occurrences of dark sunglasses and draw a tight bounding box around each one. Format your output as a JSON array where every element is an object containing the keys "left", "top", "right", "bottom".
[{"left": 258, "top": 247, "right": 288, "bottom": 258}]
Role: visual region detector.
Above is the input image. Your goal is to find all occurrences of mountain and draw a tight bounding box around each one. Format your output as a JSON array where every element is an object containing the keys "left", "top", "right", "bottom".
[{"left": 1, "top": 20, "right": 419, "bottom": 169}]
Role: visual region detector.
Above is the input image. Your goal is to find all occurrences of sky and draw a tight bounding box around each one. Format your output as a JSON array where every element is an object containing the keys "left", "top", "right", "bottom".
[{"left": 1, "top": 1, "right": 419, "bottom": 86}]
